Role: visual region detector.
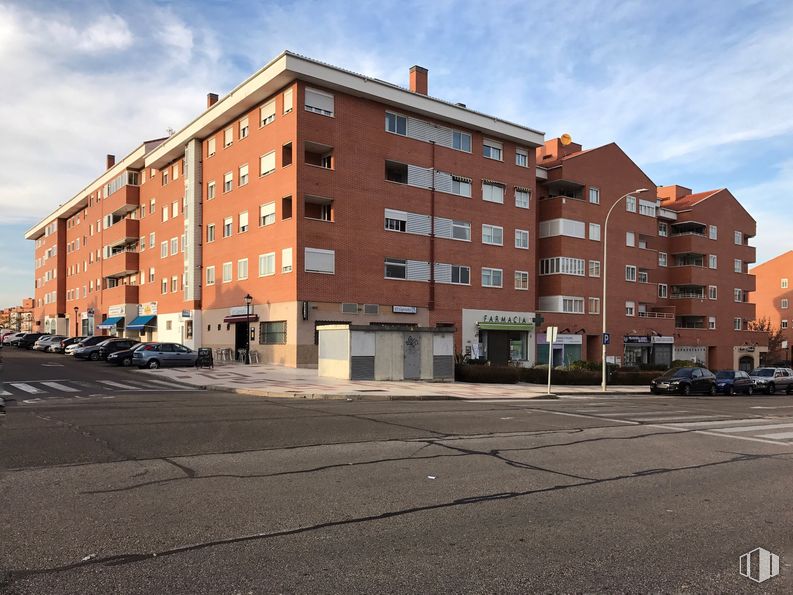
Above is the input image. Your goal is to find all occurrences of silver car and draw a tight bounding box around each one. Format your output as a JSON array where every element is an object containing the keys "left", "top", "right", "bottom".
[
  {"left": 132, "top": 343, "right": 198, "bottom": 369},
  {"left": 33, "top": 335, "right": 65, "bottom": 351}
]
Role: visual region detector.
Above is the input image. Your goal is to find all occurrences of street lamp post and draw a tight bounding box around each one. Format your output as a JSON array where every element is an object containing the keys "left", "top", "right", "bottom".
[
  {"left": 73, "top": 306, "right": 79, "bottom": 337},
  {"left": 244, "top": 293, "right": 253, "bottom": 365},
  {"left": 601, "top": 188, "right": 649, "bottom": 392}
]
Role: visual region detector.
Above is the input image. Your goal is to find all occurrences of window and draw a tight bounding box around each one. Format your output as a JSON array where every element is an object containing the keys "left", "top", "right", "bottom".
[
  {"left": 625, "top": 265, "right": 637, "bottom": 282},
  {"left": 162, "top": 169, "right": 169, "bottom": 185},
  {"left": 709, "top": 254, "right": 717, "bottom": 269},
  {"left": 305, "top": 248, "right": 335, "bottom": 274},
  {"left": 589, "top": 187, "right": 600, "bottom": 204},
  {"left": 734, "top": 259, "right": 742, "bottom": 273},
  {"left": 259, "top": 202, "right": 276, "bottom": 226},
  {"left": 639, "top": 200, "right": 656, "bottom": 217},
  {"left": 734, "top": 317, "right": 742, "bottom": 331},
  {"left": 160, "top": 241, "right": 168, "bottom": 258},
  {"left": 452, "top": 176, "right": 472, "bottom": 197},
  {"left": 452, "top": 220, "right": 471, "bottom": 241},
  {"left": 540, "top": 257, "right": 586, "bottom": 276},
  {"left": 305, "top": 88, "right": 334, "bottom": 116},
  {"left": 281, "top": 247, "right": 293, "bottom": 273},
  {"left": 149, "top": 267, "right": 155, "bottom": 283},
  {"left": 483, "top": 139, "right": 502, "bottom": 161},
  {"left": 589, "top": 223, "right": 601, "bottom": 241},
  {"left": 515, "top": 148, "right": 528, "bottom": 167},
  {"left": 207, "top": 137, "right": 216, "bottom": 157},
  {"left": 162, "top": 207, "right": 168, "bottom": 222},
  {"left": 139, "top": 236, "right": 146, "bottom": 250},
  {"left": 282, "top": 196, "right": 292, "bottom": 219},
  {"left": 222, "top": 262, "right": 232, "bottom": 283},
  {"left": 239, "top": 116, "right": 249, "bottom": 139},
  {"left": 709, "top": 225, "right": 718, "bottom": 240},
  {"left": 453, "top": 130, "right": 472, "bottom": 152},
  {"left": 260, "top": 100, "right": 275, "bottom": 126},
  {"left": 515, "top": 188, "right": 530, "bottom": 209},
  {"left": 260, "top": 321, "right": 287, "bottom": 344},
  {"left": 782, "top": 298, "right": 789, "bottom": 309},
  {"left": 283, "top": 88, "right": 293, "bottom": 113},
  {"left": 515, "top": 229, "right": 529, "bottom": 249},
  {"left": 451, "top": 265, "right": 470, "bottom": 285},
  {"left": 161, "top": 279, "right": 168, "bottom": 294},
  {"left": 385, "top": 161, "right": 408, "bottom": 183},
  {"left": 588, "top": 260, "right": 601, "bottom": 277},
  {"left": 206, "top": 266, "right": 215, "bottom": 286},
  {"left": 482, "top": 267, "right": 503, "bottom": 287},
  {"left": 258, "top": 252, "right": 275, "bottom": 276},
  {"left": 224, "top": 172, "right": 233, "bottom": 193},
  {"left": 708, "top": 316, "right": 716, "bottom": 330},
  {"left": 385, "top": 258, "right": 406, "bottom": 279},
  {"left": 207, "top": 224, "right": 215, "bottom": 243},
  {"left": 260, "top": 151, "right": 276, "bottom": 176},
  {"left": 482, "top": 224, "right": 503, "bottom": 245},
  {"left": 735, "top": 231, "right": 743, "bottom": 245},
  {"left": 239, "top": 211, "right": 249, "bottom": 233},
  {"left": 708, "top": 285, "right": 717, "bottom": 300},
  {"left": 223, "top": 217, "right": 232, "bottom": 238},
  {"left": 514, "top": 271, "right": 529, "bottom": 290},
  {"left": 638, "top": 270, "right": 648, "bottom": 283},
  {"left": 658, "top": 283, "right": 668, "bottom": 298},
  {"left": 173, "top": 163, "right": 180, "bottom": 180},
  {"left": 782, "top": 278, "right": 789, "bottom": 289},
  {"left": 149, "top": 199, "right": 155, "bottom": 214},
  {"left": 482, "top": 182, "right": 504, "bottom": 204},
  {"left": 783, "top": 320, "right": 789, "bottom": 330},
  {"left": 239, "top": 164, "right": 249, "bottom": 186},
  {"left": 171, "top": 276, "right": 178, "bottom": 292},
  {"left": 625, "top": 231, "right": 635, "bottom": 247},
  {"left": 734, "top": 288, "right": 742, "bottom": 302},
  {"left": 207, "top": 181, "right": 216, "bottom": 200},
  {"left": 170, "top": 237, "right": 178, "bottom": 256},
  {"left": 588, "top": 297, "right": 601, "bottom": 314},
  {"left": 238, "top": 258, "right": 248, "bottom": 280},
  {"left": 658, "top": 222, "right": 668, "bottom": 237},
  {"left": 626, "top": 195, "right": 637, "bottom": 212},
  {"left": 172, "top": 201, "right": 178, "bottom": 218},
  {"left": 625, "top": 301, "right": 635, "bottom": 317},
  {"left": 385, "top": 112, "right": 407, "bottom": 135},
  {"left": 224, "top": 127, "right": 233, "bottom": 147}
]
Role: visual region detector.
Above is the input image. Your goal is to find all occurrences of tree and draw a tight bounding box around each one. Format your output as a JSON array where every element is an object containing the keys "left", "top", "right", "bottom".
[{"left": 748, "top": 317, "right": 785, "bottom": 358}]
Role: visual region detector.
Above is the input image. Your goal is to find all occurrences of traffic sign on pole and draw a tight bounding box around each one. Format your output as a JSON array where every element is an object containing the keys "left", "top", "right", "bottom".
[{"left": 602, "top": 333, "right": 610, "bottom": 345}]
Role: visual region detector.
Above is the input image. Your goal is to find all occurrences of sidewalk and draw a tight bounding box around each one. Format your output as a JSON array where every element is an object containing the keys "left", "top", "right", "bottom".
[{"left": 141, "top": 361, "right": 644, "bottom": 400}]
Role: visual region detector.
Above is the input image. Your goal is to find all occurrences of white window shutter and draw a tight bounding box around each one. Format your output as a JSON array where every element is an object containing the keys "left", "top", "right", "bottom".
[
  {"left": 304, "top": 248, "right": 335, "bottom": 273},
  {"left": 305, "top": 89, "right": 334, "bottom": 114}
]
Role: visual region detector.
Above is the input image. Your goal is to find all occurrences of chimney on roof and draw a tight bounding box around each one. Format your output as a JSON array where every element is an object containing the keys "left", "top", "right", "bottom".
[
  {"left": 106, "top": 154, "right": 115, "bottom": 170},
  {"left": 207, "top": 93, "right": 219, "bottom": 108},
  {"left": 657, "top": 184, "right": 692, "bottom": 202},
  {"left": 409, "top": 65, "right": 428, "bottom": 95}
]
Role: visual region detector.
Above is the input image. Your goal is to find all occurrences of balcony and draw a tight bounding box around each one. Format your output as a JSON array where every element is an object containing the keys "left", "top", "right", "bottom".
[
  {"left": 102, "top": 283, "right": 139, "bottom": 305},
  {"left": 668, "top": 233, "right": 711, "bottom": 254},
  {"left": 105, "top": 218, "right": 140, "bottom": 248},
  {"left": 104, "top": 250, "right": 139, "bottom": 278},
  {"left": 638, "top": 311, "right": 675, "bottom": 320},
  {"left": 676, "top": 316, "right": 706, "bottom": 329},
  {"left": 105, "top": 184, "right": 140, "bottom": 217},
  {"left": 667, "top": 266, "right": 717, "bottom": 286}
]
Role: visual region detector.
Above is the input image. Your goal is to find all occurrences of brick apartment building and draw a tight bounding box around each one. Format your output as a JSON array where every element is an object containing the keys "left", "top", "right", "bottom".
[
  {"left": 534, "top": 138, "right": 766, "bottom": 371},
  {"left": 25, "top": 52, "right": 544, "bottom": 367},
  {"left": 750, "top": 251, "right": 793, "bottom": 361},
  {"left": 0, "top": 298, "right": 34, "bottom": 332}
]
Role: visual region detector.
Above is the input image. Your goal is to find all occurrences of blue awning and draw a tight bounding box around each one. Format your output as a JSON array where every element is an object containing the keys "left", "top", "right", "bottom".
[
  {"left": 127, "top": 315, "right": 157, "bottom": 330},
  {"left": 96, "top": 316, "right": 124, "bottom": 329}
]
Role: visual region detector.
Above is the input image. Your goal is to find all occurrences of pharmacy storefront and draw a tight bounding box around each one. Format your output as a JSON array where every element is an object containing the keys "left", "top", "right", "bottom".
[
  {"left": 537, "top": 333, "right": 583, "bottom": 367},
  {"left": 461, "top": 309, "right": 536, "bottom": 366}
]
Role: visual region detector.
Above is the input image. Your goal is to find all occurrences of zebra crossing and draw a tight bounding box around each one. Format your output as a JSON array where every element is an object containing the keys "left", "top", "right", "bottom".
[
  {"left": 564, "top": 403, "right": 793, "bottom": 445},
  {"left": 0, "top": 377, "right": 194, "bottom": 399}
]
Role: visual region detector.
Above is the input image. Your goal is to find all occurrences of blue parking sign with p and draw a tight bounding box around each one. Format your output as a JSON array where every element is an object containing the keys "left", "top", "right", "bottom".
[{"left": 602, "top": 333, "right": 610, "bottom": 345}]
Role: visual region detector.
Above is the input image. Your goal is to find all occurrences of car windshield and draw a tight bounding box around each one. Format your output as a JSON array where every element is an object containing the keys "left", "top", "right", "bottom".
[
  {"left": 661, "top": 368, "right": 692, "bottom": 378},
  {"left": 752, "top": 369, "right": 775, "bottom": 377},
  {"left": 716, "top": 371, "right": 735, "bottom": 379}
]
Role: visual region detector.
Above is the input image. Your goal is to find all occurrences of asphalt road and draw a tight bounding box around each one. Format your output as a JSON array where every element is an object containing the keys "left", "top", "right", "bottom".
[{"left": 2, "top": 348, "right": 793, "bottom": 593}]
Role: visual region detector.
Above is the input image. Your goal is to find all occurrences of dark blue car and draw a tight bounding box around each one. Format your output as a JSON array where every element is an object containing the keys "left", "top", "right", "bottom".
[{"left": 715, "top": 370, "right": 754, "bottom": 395}]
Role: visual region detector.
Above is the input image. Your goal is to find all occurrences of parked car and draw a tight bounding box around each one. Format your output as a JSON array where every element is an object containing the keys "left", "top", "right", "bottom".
[
  {"left": 51, "top": 336, "right": 83, "bottom": 353},
  {"left": 133, "top": 343, "right": 198, "bottom": 369},
  {"left": 73, "top": 338, "right": 125, "bottom": 361},
  {"left": 107, "top": 343, "right": 147, "bottom": 367},
  {"left": 98, "top": 339, "right": 139, "bottom": 361},
  {"left": 14, "top": 333, "right": 45, "bottom": 349},
  {"left": 650, "top": 367, "right": 717, "bottom": 395},
  {"left": 2, "top": 332, "right": 25, "bottom": 345},
  {"left": 33, "top": 335, "right": 65, "bottom": 352},
  {"left": 65, "top": 335, "right": 108, "bottom": 355},
  {"left": 749, "top": 367, "right": 793, "bottom": 394},
  {"left": 715, "top": 370, "right": 754, "bottom": 395}
]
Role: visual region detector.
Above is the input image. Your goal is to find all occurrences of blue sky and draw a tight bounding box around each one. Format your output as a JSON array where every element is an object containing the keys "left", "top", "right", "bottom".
[{"left": 1, "top": 0, "right": 792, "bottom": 307}]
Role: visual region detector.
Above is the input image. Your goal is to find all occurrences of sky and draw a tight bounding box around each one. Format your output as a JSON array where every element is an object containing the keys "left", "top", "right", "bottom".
[{"left": 1, "top": 0, "right": 792, "bottom": 308}]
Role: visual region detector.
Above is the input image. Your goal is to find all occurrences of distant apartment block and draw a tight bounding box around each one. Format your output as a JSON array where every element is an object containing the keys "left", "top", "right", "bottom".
[{"left": 750, "top": 251, "right": 793, "bottom": 361}]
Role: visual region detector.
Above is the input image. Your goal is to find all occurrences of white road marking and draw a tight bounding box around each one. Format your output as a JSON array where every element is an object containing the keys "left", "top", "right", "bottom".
[
  {"left": 590, "top": 410, "right": 689, "bottom": 416},
  {"left": 712, "top": 423, "right": 793, "bottom": 434},
  {"left": 141, "top": 378, "right": 189, "bottom": 389},
  {"left": 0, "top": 389, "right": 11, "bottom": 396},
  {"left": 97, "top": 380, "right": 141, "bottom": 390},
  {"left": 40, "top": 381, "right": 78, "bottom": 392},
  {"left": 630, "top": 415, "right": 726, "bottom": 422},
  {"left": 757, "top": 431, "right": 793, "bottom": 440},
  {"left": 750, "top": 405, "right": 793, "bottom": 410},
  {"left": 664, "top": 418, "right": 766, "bottom": 428},
  {"left": 10, "top": 383, "right": 43, "bottom": 394}
]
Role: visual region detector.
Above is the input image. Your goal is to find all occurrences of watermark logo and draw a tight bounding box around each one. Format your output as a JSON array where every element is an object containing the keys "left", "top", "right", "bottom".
[{"left": 739, "top": 547, "right": 779, "bottom": 584}]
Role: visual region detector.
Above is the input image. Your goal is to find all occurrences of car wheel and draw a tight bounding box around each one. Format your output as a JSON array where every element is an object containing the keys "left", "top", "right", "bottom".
[
  {"left": 727, "top": 385, "right": 734, "bottom": 396},
  {"left": 767, "top": 383, "right": 776, "bottom": 395},
  {"left": 709, "top": 384, "right": 716, "bottom": 396},
  {"left": 121, "top": 358, "right": 132, "bottom": 367},
  {"left": 746, "top": 385, "right": 753, "bottom": 396},
  {"left": 681, "top": 384, "right": 690, "bottom": 396},
  {"left": 650, "top": 388, "right": 658, "bottom": 395},
  {"left": 147, "top": 360, "right": 160, "bottom": 369}
]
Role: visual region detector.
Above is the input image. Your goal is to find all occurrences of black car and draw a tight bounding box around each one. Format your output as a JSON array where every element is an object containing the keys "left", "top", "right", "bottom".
[
  {"left": 106, "top": 343, "right": 146, "bottom": 367},
  {"left": 715, "top": 370, "right": 754, "bottom": 395},
  {"left": 650, "top": 367, "right": 717, "bottom": 395},
  {"left": 13, "top": 333, "right": 45, "bottom": 349},
  {"left": 55, "top": 336, "right": 85, "bottom": 353},
  {"left": 98, "top": 339, "right": 139, "bottom": 361}
]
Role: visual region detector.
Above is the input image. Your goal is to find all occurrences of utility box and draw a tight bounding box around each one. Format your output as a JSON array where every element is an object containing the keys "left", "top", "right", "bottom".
[{"left": 317, "top": 324, "right": 455, "bottom": 381}]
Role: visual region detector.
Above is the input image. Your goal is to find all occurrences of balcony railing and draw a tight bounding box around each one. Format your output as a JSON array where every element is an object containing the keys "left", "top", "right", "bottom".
[
  {"left": 676, "top": 322, "right": 705, "bottom": 329},
  {"left": 638, "top": 311, "right": 675, "bottom": 319},
  {"left": 670, "top": 292, "right": 705, "bottom": 299}
]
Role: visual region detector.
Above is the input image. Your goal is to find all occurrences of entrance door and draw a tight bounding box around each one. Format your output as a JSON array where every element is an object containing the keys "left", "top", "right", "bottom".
[
  {"left": 234, "top": 323, "right": 248, "bottom": 355},
  {"left": 739, "top": 356, "right": 754, "bottom": 372},
  {"left": 404, "top": 334, "right": 421, "bottom": 379},
  {"left": 487, "top": 332, "right": 510, "bottom": 365}
]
